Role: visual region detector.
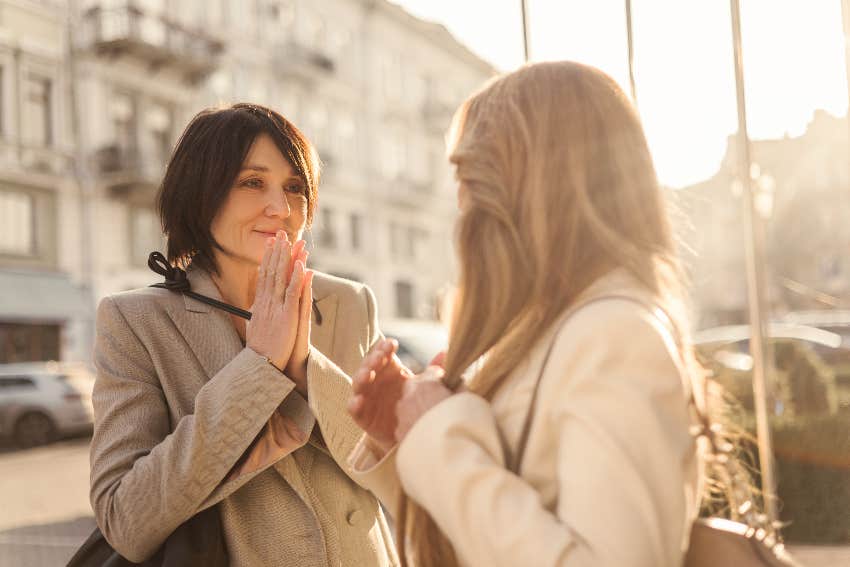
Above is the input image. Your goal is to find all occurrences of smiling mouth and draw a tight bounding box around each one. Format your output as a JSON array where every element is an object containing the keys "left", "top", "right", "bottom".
[{"left": 254, "top": 230, "right": 292, "bottom": 241}]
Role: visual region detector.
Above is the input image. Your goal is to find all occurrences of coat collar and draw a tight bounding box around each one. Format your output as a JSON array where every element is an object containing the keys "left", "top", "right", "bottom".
[{"left": 169, "top": 265, "right": 338, "bottom": 380}]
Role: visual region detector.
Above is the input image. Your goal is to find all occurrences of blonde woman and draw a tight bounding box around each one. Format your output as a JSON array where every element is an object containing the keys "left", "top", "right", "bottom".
[{"left": 346, "top": 61, "right": 704, "bottom": 567}]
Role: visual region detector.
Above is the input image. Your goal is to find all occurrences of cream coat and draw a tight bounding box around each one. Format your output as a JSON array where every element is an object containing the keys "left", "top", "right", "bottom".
[
  {"left": 90, "top": 266, "right": 399, "bottom": 566},
  {"left": 350, "top": 271, "right": 700, "bottom": 567}
]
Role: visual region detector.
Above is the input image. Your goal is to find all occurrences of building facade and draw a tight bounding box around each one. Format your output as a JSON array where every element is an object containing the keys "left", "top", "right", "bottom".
[
  {"left": 0, "top": 0, "right": 494, "bottom": 363},
  {"left": 679, "top": 110, "right": 850, "bottom": 329}
]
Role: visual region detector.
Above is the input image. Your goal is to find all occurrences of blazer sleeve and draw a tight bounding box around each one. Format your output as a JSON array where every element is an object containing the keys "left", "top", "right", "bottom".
[
  {"left": 394, "top": 303, "right": 695, "bottom": 567},
  {"left": 89, "top": 296, "right": 312, "bottom": 562},
  {"left": 307, "top": 284, "right": 404, "bottom": 516}
]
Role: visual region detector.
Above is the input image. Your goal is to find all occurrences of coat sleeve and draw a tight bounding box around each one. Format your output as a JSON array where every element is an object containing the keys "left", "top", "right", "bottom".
[
  {"left": 305, "top": 285, "right": 397, "bottom": 481},
  {"left": 394, "top": 303, "right": 696, "bottom": 567},
  {"left": 89, "top": 296, "right": 313, "bottom": 562}
]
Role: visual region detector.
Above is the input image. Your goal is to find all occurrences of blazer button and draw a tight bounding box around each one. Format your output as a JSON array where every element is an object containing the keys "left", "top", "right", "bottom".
[{"left": 346, "top": 509, "right": 363, "bottom": 526}]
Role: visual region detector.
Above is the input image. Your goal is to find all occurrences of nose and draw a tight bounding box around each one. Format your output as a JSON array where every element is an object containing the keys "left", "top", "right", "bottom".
[{"left": 265, "top": 190, "right": 291, "bottom": 219}]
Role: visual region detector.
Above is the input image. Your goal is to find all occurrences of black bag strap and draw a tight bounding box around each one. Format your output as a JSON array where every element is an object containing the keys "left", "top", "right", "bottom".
[{"left": 147, "top": 251, "right": 322, "bottom": 325}]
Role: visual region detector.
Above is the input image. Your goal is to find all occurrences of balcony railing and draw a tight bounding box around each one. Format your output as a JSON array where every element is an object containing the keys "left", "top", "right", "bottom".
[
  {"left": 80, "top": 4, "right": 224, "bottom": 82},
  {"left": 94, "top": 143, "right": 163, "bottom": 201},
  {"left": 272, "top": 41, "right": 336, "bottom": 82}
]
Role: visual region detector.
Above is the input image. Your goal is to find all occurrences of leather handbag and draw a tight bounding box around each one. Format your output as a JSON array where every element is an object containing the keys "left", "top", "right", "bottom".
[
  {"left": 509, "top": 294, "right": 799, "bottom": 567},
  {"left": 66, "top": 505, "right": 227, "bottom": 567}
]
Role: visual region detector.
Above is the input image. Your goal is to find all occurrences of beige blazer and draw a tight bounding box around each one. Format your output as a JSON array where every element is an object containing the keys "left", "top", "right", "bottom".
[
  {"left": 350, "top": 270, "right": 700, "bottom": 567},
  {"left": 90, "top": 266, "right": 399, "bottom": 567}
]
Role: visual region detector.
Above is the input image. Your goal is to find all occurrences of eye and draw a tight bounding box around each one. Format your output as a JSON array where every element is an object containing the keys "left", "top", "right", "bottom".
[
  {"left": 239, "top": 177, "right": 264, "bottom": 189},
  {"left": 285, "top": 181, "right": 307, "bottom": 195}
]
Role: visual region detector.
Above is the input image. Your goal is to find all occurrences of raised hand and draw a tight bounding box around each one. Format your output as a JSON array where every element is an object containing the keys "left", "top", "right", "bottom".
[
  {"left": 348, "top": 339, "right": 413, "bottom": 451},
  {"left": 285, "top": 239, "right": 313, "bottom": 388},
  {"left": 247, "top": 231, "right": 310, "bottom": 393}
]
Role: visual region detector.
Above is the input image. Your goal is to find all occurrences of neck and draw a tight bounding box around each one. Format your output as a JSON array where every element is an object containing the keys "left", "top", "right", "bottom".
[{"left": 210, "top": 253, "right": 259, "bottom": 313}]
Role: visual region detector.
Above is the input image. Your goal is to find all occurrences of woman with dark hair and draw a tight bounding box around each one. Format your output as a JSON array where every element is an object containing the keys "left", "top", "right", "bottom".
[{"left": 89, "top": 103, "right": 398, "bottom": 566}]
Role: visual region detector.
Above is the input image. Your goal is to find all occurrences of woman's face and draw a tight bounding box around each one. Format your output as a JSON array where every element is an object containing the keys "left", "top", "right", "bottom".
[{"left": 210, "top": 133, "right": 309, "bottom": 266}]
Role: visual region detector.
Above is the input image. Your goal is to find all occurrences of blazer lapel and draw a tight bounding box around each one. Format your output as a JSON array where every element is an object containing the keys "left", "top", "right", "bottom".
[
  {"left": 167, "top": 267, "right": 244, "bottom": 381},
  {"left": 310, "top": 291, "right": 338, "bottom": 357},
  {"left": 168, "top": 266, "right": 339, "bottom": 382}
]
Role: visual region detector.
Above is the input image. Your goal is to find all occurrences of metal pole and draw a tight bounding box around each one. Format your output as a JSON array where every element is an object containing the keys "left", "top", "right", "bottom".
[
  {"left": 729, "top": 0, "right": 778, "bottom": 524},
  {"left": 841, "top": 0, "right": 850, "bottom": 231},
  {"left": 843, "top": 0, "right": 850, "bottom": 127},
  {"left": 521, "top": 0, "right": 531, "bottom": 62},
  {"left": 625, "top": 0, "right": 638, "bottom": 106}
]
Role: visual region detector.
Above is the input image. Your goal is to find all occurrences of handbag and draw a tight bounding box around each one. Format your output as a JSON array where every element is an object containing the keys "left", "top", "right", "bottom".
[
  {"left": 508, "top": 294, "right": 799, "bottom": 567},
  {"left": 66, "top": 505, "right": 226, "bottom": 567}
]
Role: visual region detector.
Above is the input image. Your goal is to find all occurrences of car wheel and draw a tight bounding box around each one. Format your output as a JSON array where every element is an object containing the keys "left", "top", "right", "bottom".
[{"left": 13, "top": 412, "right": 56, "bottom": 448}]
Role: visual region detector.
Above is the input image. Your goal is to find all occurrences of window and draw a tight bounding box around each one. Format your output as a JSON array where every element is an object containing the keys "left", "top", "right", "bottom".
[
  {"left": 350, "top": 213, "right": 362, "bottom": 251},
  {"left": 23, "top": 74, "right": 52, "bottom": 147},
  {"left": 307, "top": 102, "right": 328, "bottom": 153},
  {"left": 318, "top": 208, "right": 336, "bottom": 249},
  {"left": 334, "top": 111, "right": 355, "bottom": 162},
  {"left": 0, "top": 323, "right": 60, "bottom": 363},
  {"left": 279, "top": 89, "right": 300, "bottom": 123},
  {"left": 111, "top": 91, "right": 137, "bottom": 154},
  {"left": 382, "top": 53, "right": 403, "bottom": 101},
  {"left": 389, "top": 223, "right": 402, "bottom": 258},
  {"left": 130, "top": 206, "right": 163, "bottom": 266},
  {"left": 145, "top": 102, "right": 172, "bottom": 165},
  {"left": 302, "top": 11, "right": 326, "bottom": 51},
  {"left": 0, "top": 66, "right": 5, "bottom": 137},
  {"left": 381, "top": 135, "right": 405, "bottom": 180},
  {"left": 395, "top": 281, "right": 414, "bottom": 318},
  {"left": 0, "top": 190, "right": 35, "bottom": 256},
  {"left": 266, "top": 0, "right": 295, "bottom": 29}
]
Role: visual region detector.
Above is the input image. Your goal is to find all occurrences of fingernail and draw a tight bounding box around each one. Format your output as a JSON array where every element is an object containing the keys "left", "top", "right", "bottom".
[{"left": 266, "top": 237, "right": 274, "bottom": 246}]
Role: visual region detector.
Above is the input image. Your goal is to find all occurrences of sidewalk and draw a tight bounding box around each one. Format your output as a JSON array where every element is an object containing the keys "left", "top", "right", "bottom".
[{"left": 788, "top": 544, "right": 850, "bottom": 566}]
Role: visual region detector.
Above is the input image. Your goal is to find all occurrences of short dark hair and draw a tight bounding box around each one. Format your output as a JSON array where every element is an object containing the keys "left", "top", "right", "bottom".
[{"left": 157, "top": 102, "right": 319, "bottom": 274}]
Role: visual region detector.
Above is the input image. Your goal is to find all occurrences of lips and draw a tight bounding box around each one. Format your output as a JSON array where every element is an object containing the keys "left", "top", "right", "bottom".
[{"left": 253, "top": 229, "right": 291, "bottom": 241}]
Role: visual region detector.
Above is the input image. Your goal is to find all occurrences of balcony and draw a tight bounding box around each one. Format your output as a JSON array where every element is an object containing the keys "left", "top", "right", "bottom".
[
  {"left": 94, "top": 144, "right": 163, "bottom": 202},
  {"left": 272, "top": 41, "right": 336, "bottom": 83},
  {"left": 19, "top": 145, "right": 72, "bottom": 175},
  {"left": 79, "top": 4, "right": 224, "bottom": 83}
]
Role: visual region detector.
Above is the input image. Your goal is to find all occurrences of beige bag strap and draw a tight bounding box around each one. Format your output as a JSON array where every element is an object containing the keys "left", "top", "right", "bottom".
[
  {"left": 509, "top": 294, "right": 716, "bottom": 470},
  {"left": 509, "top": 294, "right": 665, "bottom": 473}
]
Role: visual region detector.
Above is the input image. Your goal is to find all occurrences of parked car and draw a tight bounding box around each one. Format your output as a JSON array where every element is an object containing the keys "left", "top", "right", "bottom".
[
  {"left": 0, "top": 362, "right": 95, "bottom": 448},
  {"left": 381, "top": 318, "right": 449, "bottom": 374},
  {"left": 694, "top": 323, "right": 847, "bottom": 416},
  {"left": 781, "top": 310, "right": 850, "bottom": 384}
]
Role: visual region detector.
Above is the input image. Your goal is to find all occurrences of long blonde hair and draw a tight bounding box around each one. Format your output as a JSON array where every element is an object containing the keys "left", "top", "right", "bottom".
[{"left": 398, "top": 61, "right": 695, "bottom": 567}]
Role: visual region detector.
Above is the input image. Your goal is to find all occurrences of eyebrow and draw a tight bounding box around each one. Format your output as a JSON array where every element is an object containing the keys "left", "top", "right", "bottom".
[
  {"left": 240, "top": 164, "right": 270, "bottom": 172},
  {"left": 239, "top": 165, "right": 304, "bottom": 180}
]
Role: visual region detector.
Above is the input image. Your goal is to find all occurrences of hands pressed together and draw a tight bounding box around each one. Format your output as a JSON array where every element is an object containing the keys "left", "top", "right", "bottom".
[
  {"left": 348, "top": 338, "right": 453, "bottom": 453},
  {"left": 247, "top": 230, "right": 314, "bottom": 396}
]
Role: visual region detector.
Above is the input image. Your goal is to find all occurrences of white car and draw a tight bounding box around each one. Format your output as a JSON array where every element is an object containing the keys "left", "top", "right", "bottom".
[
  {"left": 0, "top": 362, "right": 95, "bottom": 448},
  {"left": 381, "top": 318, "right": 449, "bottom": 374}
]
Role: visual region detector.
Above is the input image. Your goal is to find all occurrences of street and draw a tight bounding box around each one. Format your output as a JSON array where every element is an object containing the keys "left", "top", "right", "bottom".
[
  {"left": 0, "top": 438, "right": 848, "bottom": 567},
  {"left": 0, "top": 438, "right": 94, "bottom": 567}
]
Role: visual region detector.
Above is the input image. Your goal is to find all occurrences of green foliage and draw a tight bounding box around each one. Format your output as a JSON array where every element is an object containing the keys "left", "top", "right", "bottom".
[
  {"left": 738, "top": 412, "right": 850, "bottom": 544},
  {"left": 697, "top": 338, "right": 838, "bottom": 417}
]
